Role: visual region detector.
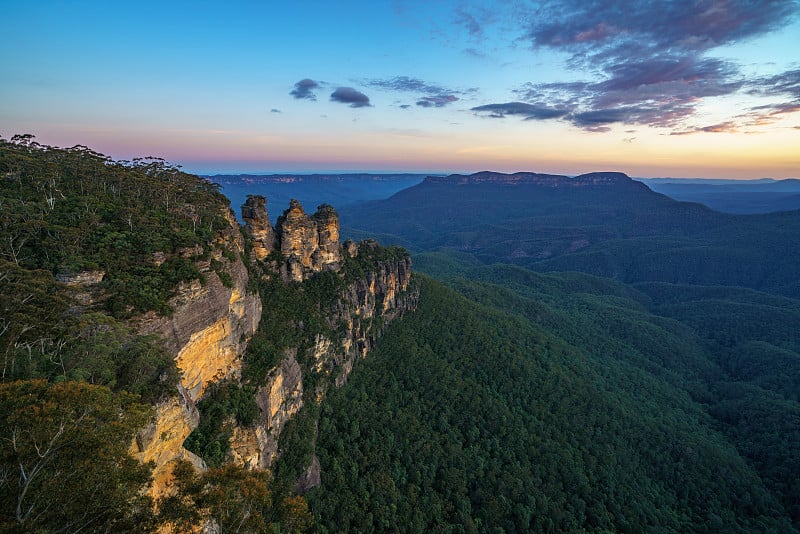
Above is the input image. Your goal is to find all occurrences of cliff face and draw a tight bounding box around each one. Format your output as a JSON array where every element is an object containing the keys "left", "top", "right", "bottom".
[
  {"left": 130, "top": 196, "right": 415, "bottom": 499},
  {"left": 229, "top": 245, "right": 416, "bottom": 470},
  {"left": 131, "top": 208, "right": 262, "bottom": 497}
]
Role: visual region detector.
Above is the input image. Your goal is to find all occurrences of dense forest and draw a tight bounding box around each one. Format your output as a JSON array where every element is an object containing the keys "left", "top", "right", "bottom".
[
  {"left": 0, "top": 136, "right": 316, "bottom": 531},
  {"left": 308, "top": 267, "right": 800, "bottom": 532},
  {"left": 4, "top": 139, "right": 800, "bottom": 532}
]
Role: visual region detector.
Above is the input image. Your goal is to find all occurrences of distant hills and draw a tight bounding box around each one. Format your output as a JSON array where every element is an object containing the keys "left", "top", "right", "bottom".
[
  {"left": 207, "top": 173, "right": 426, "bottom": 220},
  {"left": 640, "top": 177, "right": 800, "bottom": 214},
  {"left": 338, "top": 171, "right": 800, "bottom": 298}
]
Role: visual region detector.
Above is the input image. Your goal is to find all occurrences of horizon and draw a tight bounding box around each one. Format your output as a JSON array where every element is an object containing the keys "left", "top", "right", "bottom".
[
  {"left": 2, "top": 1, "right": 799, "bottom": 179},
  {"left": 200, "top": 169, "right": 795, "bottom": 182}
]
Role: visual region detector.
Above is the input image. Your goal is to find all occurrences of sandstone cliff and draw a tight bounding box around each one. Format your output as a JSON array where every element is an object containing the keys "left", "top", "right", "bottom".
[
  {"left": 228, "top": 241, "right": 417, "bottom": 471},
  {"left": 131, "top": 207, "right": 262, "bottom": 497},
  {"left": 130, "top": 195, "right": 416, "bottom": 500}
]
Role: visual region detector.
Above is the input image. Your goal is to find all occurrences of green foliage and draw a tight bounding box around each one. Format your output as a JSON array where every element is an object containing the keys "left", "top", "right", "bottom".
[
  {"left": 0, "top": 380, "right": 156, "bottom": 532},
  {"left": 272, "top": 403, "right": 320, "bottom": 494},
  {"left": 158, "top": 460, "right": 313, "bottom": 533},
  {"left": 184, "top": 380, "right": 259, "bottom": 468},
  {"left": 0, "top": 135, "right": 228, "bottom": 317},
  {"left": 309, "top": 276, "right": 797, "bottom": 532}
]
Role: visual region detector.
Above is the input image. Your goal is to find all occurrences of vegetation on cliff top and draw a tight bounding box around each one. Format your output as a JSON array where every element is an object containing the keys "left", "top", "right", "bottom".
[{"left": 0, "top": 137, "right": 277, "bottom": 531}]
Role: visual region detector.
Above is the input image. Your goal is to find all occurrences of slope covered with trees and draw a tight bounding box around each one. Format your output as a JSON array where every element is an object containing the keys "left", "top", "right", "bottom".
[
  {"left": 5, "top": 139, "right": 799, "bottom": 532},
  {"left": 309, "top": 275, "right": 797, "bottom": 532}
]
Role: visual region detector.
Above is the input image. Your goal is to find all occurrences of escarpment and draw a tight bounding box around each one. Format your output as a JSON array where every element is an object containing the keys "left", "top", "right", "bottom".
[
  {"left": 217, "top": 198, "right": 417, "bottom": 475},
  {"left": 229, "top": 239, "right": 416, "bottom": 470},
  {"left": 133, "top": 194, "right": 417, "bottom": 498},
  {"left": 131, "top": 207, "right": 262, "bottom": 497}
]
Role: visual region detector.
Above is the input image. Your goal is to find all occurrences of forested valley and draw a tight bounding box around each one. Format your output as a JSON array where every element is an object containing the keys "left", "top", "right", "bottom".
[{"left": 3, "top": 139, "right": 799, "bottom": 532}]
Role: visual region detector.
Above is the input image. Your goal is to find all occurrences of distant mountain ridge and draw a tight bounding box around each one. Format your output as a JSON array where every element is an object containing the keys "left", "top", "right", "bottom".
[
  {"left": 209, "top": 173, "right": 431, "bottom": 184},
  {"left": 339, "top": 169, "right": 800, "bottom": 298},
  {"left": 208, "top": 173, "right": 427, "bottom": 223},
  {"left": 425, "top": 170, "right": 639, "bottom": 188},
  {"left": 640, "top": 178, "right": 800, "bottom": 214}
]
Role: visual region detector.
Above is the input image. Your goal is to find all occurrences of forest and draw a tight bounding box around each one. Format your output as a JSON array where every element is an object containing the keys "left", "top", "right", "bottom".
[{"left": 2, "top": 138, "right": 799, "bottom": 532}]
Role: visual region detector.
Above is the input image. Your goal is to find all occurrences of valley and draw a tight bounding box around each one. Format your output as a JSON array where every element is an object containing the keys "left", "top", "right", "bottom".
[{"left": 2, "top": 141, "right": 799, "bottom": 532}]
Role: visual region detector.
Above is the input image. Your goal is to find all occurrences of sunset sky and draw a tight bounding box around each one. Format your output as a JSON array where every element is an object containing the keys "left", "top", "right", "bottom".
[{"left": 2, "top": 1, "right": 799, "bottom": 178}]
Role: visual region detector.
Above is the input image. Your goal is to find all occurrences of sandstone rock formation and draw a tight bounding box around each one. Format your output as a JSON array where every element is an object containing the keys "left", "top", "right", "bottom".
[
  {"left": 130, "top": 196, "right": 415, "bottom": 499},
  {"left": 311, "top": 203, "right": 342, "bottom": 268},
  {"left": 241, "top": 195, "right": 275, "bottom": 260},
  {"left": 276, "top": 199, "right": 320, "bottom": 282},
  {"left": 245, "top": 198, "right": 343, "bottom": 282}
]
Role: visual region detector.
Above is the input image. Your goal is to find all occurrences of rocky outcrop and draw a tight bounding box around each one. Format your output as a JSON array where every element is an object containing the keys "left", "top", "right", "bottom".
[
  {"left": 276, "top": 200, "right": 344, "bottom": 282},
  {"left": 312, "top": 203, "right": 342, "bottom": 269},
  {"left": 132, "top": 207, "right": 262, "bottom": 497},
  {"left": 232, "top": 351, "right": 305, "bottom": 470},
  {"left": 276, "top": 199, "right": 320, "bottom": 282},
  {"left": 129, "top": 394, "right": 206, "bottom": 496},
  {"left": 242, "top": 195, "right": 275, "bottom": 260},
  {"left": 228, "top": 242, "right": 417, "bottom": 472},
  {"left": 244, "top": 198, "right": 343, "bottom": 282},
  {"left": 130, "top": 196, "right": 415, "bottom": 499}
]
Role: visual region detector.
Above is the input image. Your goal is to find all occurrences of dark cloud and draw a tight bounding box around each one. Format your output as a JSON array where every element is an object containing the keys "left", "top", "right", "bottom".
[
  {"left": 290, "top": 78, "right": 319, "bottom": 100},
  {"left": 330, "top": 87, "right": 371, "bottom": 108},
  {"left": 527, "top": 0, "right": 796, "bottom": 65},
  {"left": 502, "top": 1, "right": 799, "bottom": 132},
  {"left": 748, "top": 69, "right": 800, "bottom": 100},
  {"left": 416, "top": 95, "right": 459, "bottom": 108},
  {"left": 270, "top": 108, "right": 281, "bottom": 113},
  {"left": 506, "top": 50, "right": 747, "bottom": 130},
  {"left": 471, "top": 102, "right": 569, "bottom": 120},
  {"left": 571, "top": 108, "right": 636, "bottom": 126},
  {"left": 671, "top": 122, "right": 740, "bottom": 135},
  {"left": 365, "top": 76, "right": 477, "bottom": 97},
  {"left": 399, "top": 104, "right": 412, "bottom": 109}
]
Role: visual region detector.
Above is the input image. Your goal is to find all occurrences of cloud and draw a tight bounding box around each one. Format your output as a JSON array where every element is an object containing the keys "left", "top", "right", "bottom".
[
  {"left": 510, "top": 55, "right": 745, "bottom": 130},
  {"left": 365, "top": 76, "right": 477, "bottom": 96},
  {"left": 366, "top": 76, "right": 450, "bottom": 94},
  {"left": 471, "top": 102, "right": 569, "bottom": 120},
  {"left": 270, "top": 108, "right": 281, "bottom": 113},
  {"left": 290, "top": 79, "right": 320, "bottom": 100},
  {"left": 365, "top": 76, "right": 475, "bottom": 108},
  {"left": 526, "top": 0, "right": 796, "bottom": 65},
  {"left": 330, "top": 87, "right": 372, "bottom": 108},
  {"left": 496, "top": 0, "right": 799, "bottom": 132},
  {"left": 571, "top": 108, "right": 637, "bottom": 126},
  {"left": 748, "top": 68, "right": 800, "bottom": 100},
  {"left": 454, "top": 5, "right": 484, "bottom": 37},
  {"left": 671, "top": 121, "right": 741, "bottom": 135},
  {"left": 416, "top": 95, "right": 459, "bottom": 108}
]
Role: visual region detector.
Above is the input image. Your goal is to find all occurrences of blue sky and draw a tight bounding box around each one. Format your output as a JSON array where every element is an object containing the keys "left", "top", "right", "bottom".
[{"left": 2, "top": 1, "right": 799, "bottom": 178}]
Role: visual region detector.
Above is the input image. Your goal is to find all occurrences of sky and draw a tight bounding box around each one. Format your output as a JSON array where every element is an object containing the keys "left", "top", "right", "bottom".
[{"left": 1, "top": 0, "right": 799, "bottom": 178}]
